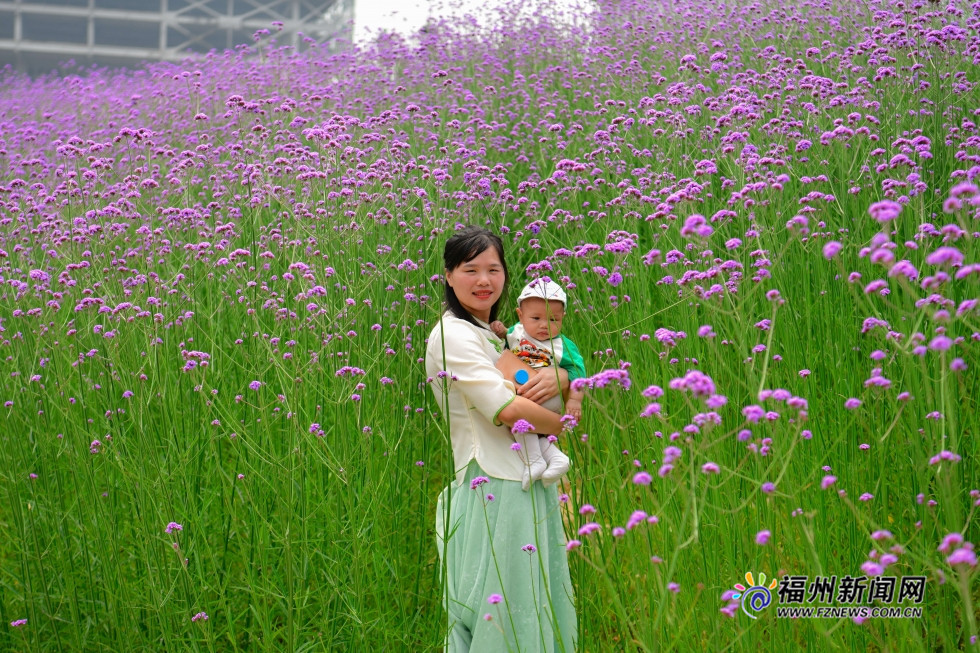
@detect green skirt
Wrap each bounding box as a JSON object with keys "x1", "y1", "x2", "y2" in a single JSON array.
[{"x1": 435, "y1": 460, "x2": 577, "y2": 652}]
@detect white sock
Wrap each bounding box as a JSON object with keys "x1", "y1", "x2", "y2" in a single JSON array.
[
  {"x1": 517, "y1": 432, "x2": 547, "y2": 491},
  {"x1": 540, "y1": 437, "x2": 570, "y2": 486}
]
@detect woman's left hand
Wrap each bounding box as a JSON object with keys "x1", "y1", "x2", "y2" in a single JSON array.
[{"x1": 517, "y1": 368, "x2": 568, "y2": 404}]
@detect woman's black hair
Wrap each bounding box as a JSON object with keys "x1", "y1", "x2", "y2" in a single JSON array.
[{"x1": 443, "y1": 225, "x2": 509, "y2": 329}]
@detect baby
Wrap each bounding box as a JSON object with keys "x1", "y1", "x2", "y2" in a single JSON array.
[{"x1": 491, "y1": 279, "x2": 586, "y2": 489}]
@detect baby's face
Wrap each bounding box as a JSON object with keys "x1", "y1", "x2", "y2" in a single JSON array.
[{"x1": 516, "y1": 297, "x2": 565, "y2": 341}]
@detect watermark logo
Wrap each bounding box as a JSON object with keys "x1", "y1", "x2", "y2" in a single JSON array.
[
  {"x1": 727, "y1": 573, "x2": 926, "y2": 620},
  {"x1": 732, "y1": 571, "x2": 778, "y2": 619}
]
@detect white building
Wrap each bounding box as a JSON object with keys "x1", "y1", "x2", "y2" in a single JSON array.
[{"x1": 0, "y1": 0, "x2": 354, "y2": 75}]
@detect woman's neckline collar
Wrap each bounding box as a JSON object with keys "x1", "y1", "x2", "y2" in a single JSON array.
[{"x1": 443, "y1": 310, "x2": 493, "y2": 331}]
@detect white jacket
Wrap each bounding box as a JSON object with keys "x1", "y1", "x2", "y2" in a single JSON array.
[{"x1": 425, "y1": 312, "x2": 527, "y2": 484}]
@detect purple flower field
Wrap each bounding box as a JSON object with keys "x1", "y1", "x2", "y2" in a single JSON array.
[{"x1": 0, "y1": 0, "x2": 977, "y2": 649}]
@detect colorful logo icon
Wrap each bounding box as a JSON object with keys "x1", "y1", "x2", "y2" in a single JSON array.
[{"x1": 732, "y1": 571, "x2": 778, "y2": 619}]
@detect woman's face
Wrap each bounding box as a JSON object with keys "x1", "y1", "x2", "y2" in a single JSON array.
[{"x1": 445, "y1": 247, "x2": 505, "y2": 322}]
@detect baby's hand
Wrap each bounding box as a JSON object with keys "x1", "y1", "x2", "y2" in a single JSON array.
[
  {"x1": 565, "y1": 398, "x2": 582, "y2": 421},
  {"x1": 489, "y1": 320, "x2": 507, "y2": 339}
]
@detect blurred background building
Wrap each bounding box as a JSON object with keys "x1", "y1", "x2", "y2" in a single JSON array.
[{"x1": 0, "y1": 0, "x2": 355, "y2": 75}]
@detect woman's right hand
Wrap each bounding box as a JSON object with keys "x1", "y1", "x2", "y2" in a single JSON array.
[{"x1": 517, "y1": 367, "x2": 569, "y2": 405}]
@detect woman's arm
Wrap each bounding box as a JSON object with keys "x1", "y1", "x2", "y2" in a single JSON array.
[
  {"x1": 497, "y1": 396, "x2": 565, "y2": 436},
  {"x1": 429, "y1": 318, "x2": 519, "y2": 425},
  {"x1": 495, "y1": 349, "x2": 534, "y2": 382}
]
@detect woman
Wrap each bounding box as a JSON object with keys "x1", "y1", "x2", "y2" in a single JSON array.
[{"x1": 426, "y1": 226, "x2": 576, "y2": 652}]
